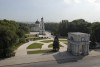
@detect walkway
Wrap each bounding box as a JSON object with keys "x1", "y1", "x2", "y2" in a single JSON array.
[
  {"x1": 15, "y1": 39, "x2": 67, "y2": 56},
  {"x1": 1, "y1": 49, "x2": 100, "y2": 66},
  {"x1": 15, "y1": 41, "x2": 34, "y2": 56}
]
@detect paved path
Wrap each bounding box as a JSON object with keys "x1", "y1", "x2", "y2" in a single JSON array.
[
  {"x1": 15, "y1": 41, "x2": 34, "y2": 56},
  {"x1": 41, "y1": 42, "x2": 52, "y2": 50},
  {"x1": 15, "y1": 39, "x2": 52, "y2": 56},
  {"x1": 5, "y1": 56, "x2": 100, "y2": 67},
  {"x1": 1, "y1": 50, "x2": 100, "y2": 66},
  {"x1": 15, "y1": 39, "x2": 67, "y2": 56},
  {"x1": 0, "y1": 51, "x2": 74, "y2": 66}
]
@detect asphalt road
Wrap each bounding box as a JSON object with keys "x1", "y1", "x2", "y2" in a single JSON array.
[{"x1": 3, "y1": 56, "x2": 100, "y2": 67}]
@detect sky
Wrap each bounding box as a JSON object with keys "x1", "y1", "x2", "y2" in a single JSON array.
[{"x1": 0, "y1": 0, "x2": 100, "y2": 22}]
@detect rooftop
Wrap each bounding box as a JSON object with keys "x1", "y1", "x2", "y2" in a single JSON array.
[
  {"x1": 35, "y1": 20, "x2": 40, "y2": 24},
  {"x1": 69, "y1": 32, "x2": 88, "y2": 35}
]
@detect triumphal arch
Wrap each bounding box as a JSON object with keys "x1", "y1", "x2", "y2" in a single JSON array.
[{"x1": 68, "y1": 32, "x2": 90, "y2": 56}]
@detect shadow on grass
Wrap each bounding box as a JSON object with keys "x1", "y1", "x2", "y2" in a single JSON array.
[{"x1": 42, "y1": 50, "x2": 58, "y2": 55}]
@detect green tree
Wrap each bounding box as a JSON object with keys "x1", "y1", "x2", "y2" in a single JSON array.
[
  {"x1": 0, "y1": 19, "x2": 30, "y2": 58},
  {"x1": 44, "y1": 23, "x2": 59, "y2": 35},
  {"x1": 70, "y1": 19, "x2": 91, "y2": 33},
  {"x1": 91, "y1": 22, "x2": 100, "y2": 43},
  {"x1": 58, "y1": 20, "x2": 69, "y2": 36},
  {"x1": 0, "y1": 26, "x2": 18, "y2": 58}
]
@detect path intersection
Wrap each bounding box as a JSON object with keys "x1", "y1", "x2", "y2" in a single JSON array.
[
  {"x1": 15, "y1": 38, "x2": 67, "y2": 56},
  {"x1": 0, "y1": 38, "x2": 100, "y2": 66}
]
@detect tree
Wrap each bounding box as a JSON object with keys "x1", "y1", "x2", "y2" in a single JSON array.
[
  {"x1": 0, "y1": 19, "x2": 30, "y2": 58},
  {"x1": 91, "y1": 22, "x2": 100, "y2": 43},
  {"x1": 18, "y1": 23, "x2": 30, "y2": 34},
  {"x1": 0, "y1": 26, "x2": 18, "y2": 58},
  {"x1": 53, "y1": 36, "x2": 59, "y2": 51},
  {"x1": 70, "y1": 19, "x2": 91, "y2": 33},
  {"x1": 44, "y1": 23, "x2": 59, "y2": 35},
  {"x1": 58, "y1": 20, "x2": 69, "y2": 37}
]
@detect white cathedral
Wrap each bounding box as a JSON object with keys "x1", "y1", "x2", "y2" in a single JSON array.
[{"x1": 31, "y1": 17, "x2": 45, "y2": 35}]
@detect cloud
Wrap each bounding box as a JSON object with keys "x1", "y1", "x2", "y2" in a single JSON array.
[
  {"x1": 63, "y1": 0, "x2": 99, "y2": 4},
  {"x1": 74, "y1": 0, "x2": 81, "y2": 3},
  {"x1": 64, "y1": 0, "x2": 81, "y2": 4},
  {"x1": 87, "y1": 0, "x2": 96, "y2": 3},
  {"x1": 63, "y1": 0, "x2": 100, "y2": 10},
  {"x1": 64, "y1": 0, "x2": 80, "y2": 4},
  {"x1": 87, "y1": 0, "x2": 100, "y2": 10},
  {"x1": 64, "y1": 0, "x2": 72, "y2": 4}
]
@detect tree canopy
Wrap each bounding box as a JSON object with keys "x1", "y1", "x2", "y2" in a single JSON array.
[
  {"x1": 45, "y1": 19, "x2": 100, "y2": 48},
  {"x1": 0, "y1": 19, "x2": 30, "y2": 58}
]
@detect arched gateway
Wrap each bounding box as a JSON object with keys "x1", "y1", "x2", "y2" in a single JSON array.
[{"x1": 67, "y1": 32, "x2": 90, "y2": 56}]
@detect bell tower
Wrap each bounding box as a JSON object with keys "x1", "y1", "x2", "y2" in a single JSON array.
[{"x1": 39, "y1": 17, "x2": 45, "y2": 35}]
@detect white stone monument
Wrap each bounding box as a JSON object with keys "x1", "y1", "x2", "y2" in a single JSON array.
[{"x1": 68, "y1": 32, "x2": 90, "y2": 56}]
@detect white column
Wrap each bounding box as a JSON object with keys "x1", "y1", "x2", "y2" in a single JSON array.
[{"x1": 87, "y1": 44, "x2": 89, "y2": 54}]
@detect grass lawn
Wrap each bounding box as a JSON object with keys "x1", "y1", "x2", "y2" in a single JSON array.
[
  {"x1": 63, "y1": 42, "x2": 68, "y2": 44},
  {"x1": 48, "y1": 44, "x2": 63, "y2": 48},
  {"x1": 59, "y1": 38, "x2": 67, "y2": 40},
  {"x1": 60, "y1": 41, "x2": 68, "y2": 45},
  {"x1": 59, "y1": 40, "x2": 67, "y2": 41},
  {"x1": 27, "y1": 50, "x2": 55, "y2": 54},
  {"x1": 59, "y1": 40, "x2": 68, "y2": 45},
  {"x1": 41, "y1": 40, "x2": 67, "y2": 43},
  {"x1": 41, "y1": 40, "x2": 53, "y2": 43},
  {"x1": 27, "y1": 43, "x2": 43, "y2": 49}
]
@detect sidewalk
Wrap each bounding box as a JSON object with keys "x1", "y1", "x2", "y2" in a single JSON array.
[
  {"x1": 0, "y1": 50, "x2": 100, "y2": 67},
  {"x1": 0, "y1": 51, "x2": 77, "y2": 66},
  {"x1": 0, "y1": 46, "x2": 67, "y2": 67}
]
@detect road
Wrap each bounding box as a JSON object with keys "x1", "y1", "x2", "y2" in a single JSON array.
[{"x1": 3, "y1": 56, "x2": 100, "y2": 67}]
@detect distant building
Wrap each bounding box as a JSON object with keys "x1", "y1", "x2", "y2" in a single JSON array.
[
  {"x1": 31, "y1": 17, "x2": 45, "y2": 35},
  {"x1": 68, "y1": 32, "x2": 90, "y2": 56},
  {"x1": 31, "y1": 20, "x2": 40, "y2": 32}
]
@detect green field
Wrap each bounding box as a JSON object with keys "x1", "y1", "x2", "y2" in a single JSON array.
[
  {"x1": 59, "y1": 40, "x2": 67, "y2": 41},
  {"x1": 59, "y1": 39, "x2": 68, "y2": 45},
  {"x1": 60, "y1": 41, "x2": 68, "y2": 45},
  {"x1": 48, "y1": 44, "x2": 63, "y2": 48},
  {"x1": 41, "y1": 40, "x2": 53, "y2": 43},
  {"x1": 41, "y1": 39, "x2": 67, "y2": 43},
  {"x1": 27, "y1": 50, "x2": 55, "y2": 54},
  {"x1": 27, "y1": 43, "x2": 43, "y2": 49}
]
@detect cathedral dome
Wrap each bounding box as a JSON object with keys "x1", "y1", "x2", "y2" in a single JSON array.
[{"x1": 35, "y1": 20, "x2": 40, "y2": 24}]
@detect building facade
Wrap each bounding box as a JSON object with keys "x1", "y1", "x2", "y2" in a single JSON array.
[
  {"x1": 67, "y1": 32, "x2": 90, "y2": 56},
  {"x1": 30, "y1": 17, "x2": 45, "y2": 35},
  {"x1": 31, "y1": 20, "x2": 40, "y2": 32}
]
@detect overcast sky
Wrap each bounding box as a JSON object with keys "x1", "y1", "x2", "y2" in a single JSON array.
[{"x1": 0, "y1": 0, "x2": 100, "y2": 22}]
